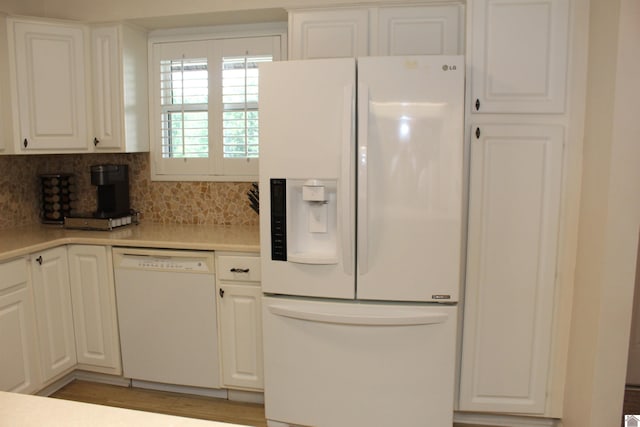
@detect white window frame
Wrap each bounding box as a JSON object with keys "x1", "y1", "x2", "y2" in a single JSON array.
[{"x1": 149, "y1": 24, "x2": 286, "y2": 182}]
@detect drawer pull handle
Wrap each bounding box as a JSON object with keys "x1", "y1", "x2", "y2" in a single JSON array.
[
  {"x1": 230, "y1": 268, "x2": 250, "y2": 273},
  {"x1": 36, "y1": 256, "x2": 43, "y2": 265},
  {"x1": 219, "y1": 288, "x2": 225, "y2": 298}
]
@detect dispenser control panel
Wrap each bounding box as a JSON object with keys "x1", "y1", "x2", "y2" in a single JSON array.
[{"x1": 270, "y1": 178, "x2": 287, "y2": 261}]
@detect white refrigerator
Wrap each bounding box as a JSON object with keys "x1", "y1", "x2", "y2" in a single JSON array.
[{"x1": 259, "y1": 56, "x2": 464, "y2": 427}]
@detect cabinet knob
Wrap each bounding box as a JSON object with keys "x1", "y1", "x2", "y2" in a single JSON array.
[
  {"x1": 93, "y1": 137, "x2": 100, "y2": 146},
  {"x1": 36, "y1": 256, "x2": 43, "y2": 265},
  {"x1": 475, "y1": 127, "x2": 481, "y2": 139},
  {"x1": 23, "y1": 138, "x2": 28, "y2": 148},
  {"x1": 475, "y1": 99, "x2": 481, "y2": 111},
  {"x1": 219, "y1": 288, "x2": 225, "y2": 298},
  {"x1": 230, "y1": 268, "x2": 250, "y2": 273}
]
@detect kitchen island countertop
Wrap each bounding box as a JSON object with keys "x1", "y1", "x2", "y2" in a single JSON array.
[
  {"x1": 0, "y1": 222, "x2": 260, "y2": 262},
  {"x1": 0, "y1": 391, "x2": 249, "y2": 427}
]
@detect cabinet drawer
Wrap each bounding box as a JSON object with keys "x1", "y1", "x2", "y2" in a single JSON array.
[
  {"x1": 217, "y1": 255, "x2": 261, "y2": 282},
  {"x1": 0, "y1": 258, "x2": 28, "y2": 292}
]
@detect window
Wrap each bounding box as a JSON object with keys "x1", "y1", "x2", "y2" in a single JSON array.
[
  {"x1": 151, "y1": 33, "x2": 283, "y2": 181},
  {"x1": 160, "y1": 57, "x2": 209, "y2": 159}
]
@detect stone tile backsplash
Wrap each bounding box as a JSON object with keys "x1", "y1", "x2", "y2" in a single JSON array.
[{"x1": 0, "y1": 153, "x2": 259, "y2": 230}]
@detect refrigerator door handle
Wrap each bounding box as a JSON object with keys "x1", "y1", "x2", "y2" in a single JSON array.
[
  {"x1": 267, "y1": 304, "x2": 449, "y2": 326},
  {"x1": 341, "y1": 84, "x2": 354, "y2": 275},
  {"x1": 357, "y1": 83, "x2": 369, "y2": 275}
]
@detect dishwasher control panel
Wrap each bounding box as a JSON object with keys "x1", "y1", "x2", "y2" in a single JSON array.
[{"x1": 117, "y1": 254, "x2": 212, "y2": 273}]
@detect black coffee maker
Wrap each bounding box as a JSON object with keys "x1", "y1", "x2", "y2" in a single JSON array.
[{"x1": 91, "y1": 164, "x2": 130, "y2": 218}]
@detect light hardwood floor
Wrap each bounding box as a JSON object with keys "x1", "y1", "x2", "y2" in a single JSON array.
[
  {"x1": 51, "y1": 380, "x2": 268, "y2": 427},
  {"x1": 50, "y1": 380, "x2": 495, "y2": 427}
]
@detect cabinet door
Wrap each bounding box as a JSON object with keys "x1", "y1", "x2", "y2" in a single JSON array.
[
  {"x1": 459, "y1": 124, "x2": 563, "y2": 414},
  {"x1": 31, "y1": 246, "x2": 77, "y2": 382},
  {"x1": 91, "y1": 24, "x2": 148, "y2": 153},
  {"x1": 218, "y1": 283, "x2": 263, "y2": 390},
  {"x1": 67, "y1": 245, "x2": 121, "y2": 373},
  {"x1": 0, "y1": 15, "x2": 8, "y2": 153},
  {"x1": 0, "y1": 258, "x2": 40, "y2": 394},
  {"x1": 11, "y1": 19, "x2": 88, "y2": 151},
  {"x1": 91, "y1": 26, "x2": 122, "y2": 150},
  {"x1": 289, "y1": 9, "x2": 369, "y2": 59},
  {"x1": 470, "y1": 0, "x2": 569, "y2": 113},
  {"x1": 376, "y1": 4, "x2": 463, "y2": 56}
]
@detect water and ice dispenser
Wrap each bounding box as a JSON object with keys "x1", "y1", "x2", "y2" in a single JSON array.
[{"x1": 270, "y1": 178, "x2": 338, "y2": 264}]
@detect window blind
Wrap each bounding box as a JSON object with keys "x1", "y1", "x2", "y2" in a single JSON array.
[
  {"x1": 221, "y1": 55, "x2": 272, "y2": 159},
  {"x1": 160, "y1": 57, "x2": 209, "y2": 158}
]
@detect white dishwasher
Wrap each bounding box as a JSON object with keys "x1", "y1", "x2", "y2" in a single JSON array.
[{"x1": 113, "y1": 248, "x2": 220, "y2": 389}]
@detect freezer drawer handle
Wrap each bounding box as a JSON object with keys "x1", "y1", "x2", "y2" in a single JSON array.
[
  {"x1": 230, "y1": 268, "x2": 250, "y2": 273},
  {"x1": 268, "y1": 304, "x2": 448, "y2": 326}
]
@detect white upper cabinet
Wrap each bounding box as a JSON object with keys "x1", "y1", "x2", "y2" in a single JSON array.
[
  {"x1": 9, "y1": 18, "x2": 90, "y2": 151},
  {"x1": 470, "y1": 0, "x2": 570, "y2": 113},
  {"x1": 0, "y1": 15, "x2": 10, "y2": 153},
  {"x1": 376, "y1": 4, "x2": 463, "y2": 56},
  {"x1": 289, "y1": 8, "x2": 369, "y2": 59},
  {"x1": 91, "y1": 24, "x2": 148, "y2": 152},
  {"x1": 459, "y1": 123, "x2": 564, "y2": 414},
  {"x1": 289, "y1": 4, "x2": 464, "y2": 59}
]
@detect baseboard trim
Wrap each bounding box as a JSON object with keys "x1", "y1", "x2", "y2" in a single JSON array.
[
  {"x1": 454, "y1": 411, "x2": 560, "y2": 427},
  {"x1": 73, "y1": 370, "x2": 132, "y2": 387},
  {"x1": 131, "y1": 379, "x2": 229, "y2": 399},
  {"x1": 36, "y1": 374, "x2": 77, "y2": 396},
  {"x1": 228, "y1": 389, "x2": 265, "y2": 404}
]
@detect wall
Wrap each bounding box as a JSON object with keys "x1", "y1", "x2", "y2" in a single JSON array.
[
  {"x1": 562, "y1": 0, "x2": 640, "y2": 425},
  {"x1": 0, "y1": 153, "x2": 258, "y2": 230}
]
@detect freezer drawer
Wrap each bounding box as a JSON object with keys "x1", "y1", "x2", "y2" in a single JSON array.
[{"x1": 262, "y1": 296, "x2": 457, "y2": 427}]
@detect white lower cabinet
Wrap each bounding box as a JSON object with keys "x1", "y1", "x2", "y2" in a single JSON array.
[
  {"x1": 67, "y1": 245, "x2": 121, "y2": 374},
  {"x1": 30, "y1": 246, "x2": 77, "y2": 383},
  {"x1": 216, "y1": 253, "x2": 263, "y2": 391},
  {"x1": 459, "y1": 123, "x2": 564, "y2": 414},
  {"x1": 0, "y1": 257, "x2": 40, "y2": 393}
]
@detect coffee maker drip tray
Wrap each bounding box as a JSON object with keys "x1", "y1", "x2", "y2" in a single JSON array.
[{"x1": 64, "y1": 212, "x2": 139, "y2": 231}]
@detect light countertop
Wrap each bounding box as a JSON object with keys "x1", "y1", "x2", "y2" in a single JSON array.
[
  {"x1": 0, "y1": 223, "x2": 260, "y2": 262},
  {"x1": 0, "y1": 391, "x2": 248, "y2": 427}
]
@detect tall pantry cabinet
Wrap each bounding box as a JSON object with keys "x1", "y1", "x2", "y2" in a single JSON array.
[{"x1": 459, "y1": 0, "x2": 574, "y2": 419}]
